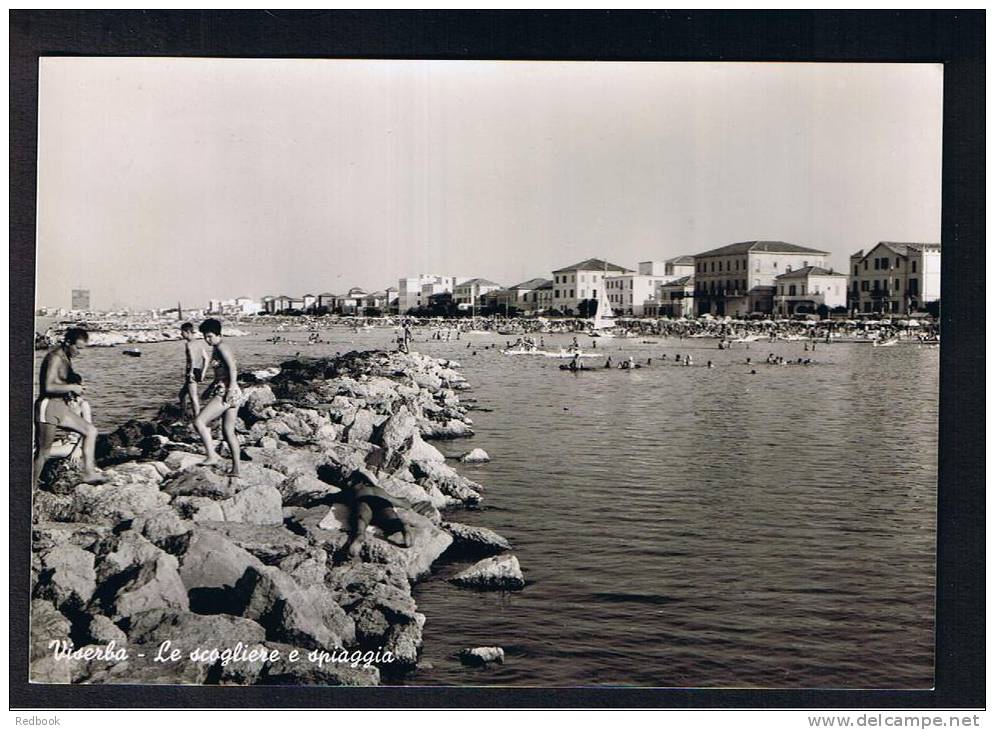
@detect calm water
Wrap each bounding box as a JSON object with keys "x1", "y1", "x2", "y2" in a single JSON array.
[{"x1": 33, "y1": 325, "x2": 938, "y2": 688}]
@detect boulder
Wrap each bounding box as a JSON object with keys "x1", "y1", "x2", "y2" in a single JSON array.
[
  {"x1": 236, "y1": 565, "x2": 355, "y2": 650},
  {"x1": 32, "y1": 490, "x2": 77, "y2": 523},
  {"x1": 459, "y1": 448, "x2": 490, "y2": 463},
  {"x1": 198, "y1": 522, "x2": 313, "y2": 565},
  {"x1": 382, "y1": 619, "x2": 423, "y2": 666},
  {"x1": 136, "y1": 509, "x2": 193, "y2": 553},
  {"x1": 406, "y1": 434, "x2": 446, "y2": 464},
  {"x1": 278, "y1": 472, "x2": 340, "y2": 507},
  {"x1": 29, "y1": 600, "x2": 72, "y2": 684},
  {"x1": 177, "y1": 527, "x2": 264, "y2": 613},
  {"x1": 163, "y1": 450, "x2": 205, "y2": 472},
  {"x1": 374, "y1": 406, "x2": 417, "y2": 452},
  {"x1": 345, "y1": 409, "x2": 378, "y2": 444},
  {"x1": 32, "y1": 522, "x2": 111, "y2": 553},
  {"x1": 459, "y1": 646, "x2": 505, "y2": 666},
  {"x1": 216, "y1": 484, "x2": 283, "y2": 525},
  {"x1": 442, "y1": 521, "x2": 512, "y2": 557},
  {"x1": 449, "y1": 554, "x2": 525, "y2": 591},
  {"x1": 83, "y1": 615, "x2": 128, "y2": 646},
  {"x1": 164, "y1": 468, "x2": 236, "y2": 499},
  {"x1": 94, "y1": 534, "x2": 190, "y2": 619},
  {"x1": 418, "y1": 418, "x2": 474, "y2": 440},
  {"x1": 72, "y1": 480, "x2": 171, "y2": 525},
  {"x1": 35, "y1": 543, "x2": 96, "y2": 610}
]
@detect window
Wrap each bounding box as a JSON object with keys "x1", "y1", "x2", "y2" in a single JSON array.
[
  {"x1": 912, "y1": 261, "x2": 917, "y2": 273},
  {"x1": 580, "y1": 275, "x2": 585, "y2": 282},
  {"x1": 773, "y1": 262, "x2": 778, "y2": 269},
  {"x1": 864, "y1": 260, "x2": 868, "y2": 270},
  {"x1": 710, "y1": 262, "x2": 715, "y2": 272},
  {"x1": 801, "y1": 285, "x2": 806, "y2": 296},
  {"x1": 571, "y1": 275, "x2": 575, "y2": 283},
  {"x1": 554, "y1": 290, "x2": 559, "y2": 298},
  {"x1": 778, "y1": 285, "x2": 783, "y2": 295},
  {"x1": 788, "y1": 284, "x2": 797, "y2": 296},
  {"x1": 786, "y1": 265, "x2": 792, "y2": 273},
  {"x1": 863, "y1": 302, "x2": 872, "y2": 313},
  {"x1": 881, "y1": 257, "x2": 889, "y2": 269},
  {"x1": 854, "y1": 266, "x2": 859, "y2": 276},
  {"x1": 718, "y1": 261, "x2": 723, "y2": 272},
  {"x1": 735, "y1": 259, "x2": 739, "y2": 270},
  {"x1": 569, "y1": 289, "x2": 574, "y2": 298},
  {"x1": 909, "y1": 278, "x2": 919, "y2": 295},
  {"x1": 861, "y1": 281, "x2": 869, "y2": 292}
]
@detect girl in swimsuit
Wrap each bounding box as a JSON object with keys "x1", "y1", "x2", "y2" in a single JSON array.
[{"x1": 192, "y1": 318, "x2": 244, "y2": 478}]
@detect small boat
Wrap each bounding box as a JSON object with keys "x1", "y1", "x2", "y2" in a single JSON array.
[
  {"x1": 501, "y1": 348, "x2": 546, "y2": 356},
  {"x1": 122, "y1": 348, "x2": 142, "y2": 357},
  {"x1": 873, "y1": 338, "x2": 899, "y2": 347}
]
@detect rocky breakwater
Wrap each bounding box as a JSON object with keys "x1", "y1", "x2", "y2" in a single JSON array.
[{"x1": 30, "y1": 350, "x2": 520, "y2": 685}]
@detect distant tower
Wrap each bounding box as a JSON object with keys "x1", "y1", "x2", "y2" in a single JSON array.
[
  {"x1": 177, "y1": 301, "x2": 183, "y2": 321},
  {"x1": 71, "y1": 288, "x2": 90, "y2": 311}
]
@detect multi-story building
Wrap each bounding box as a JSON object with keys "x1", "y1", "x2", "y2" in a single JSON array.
[
  {"x1": 664, "y1": 255, "x2": 696, "y2": 279},
  {"x1": 848, "y1": 242, "x2": 941, "y2": 315},
  {"x1": 692, "y1": 241, "x2": 829, "y2": 316},
  {"x1": 773, "y1": 267, "x2": 848, "y2": 316},
  {"x1": 317, "y1": 292, "x2": 337, "y2": 311},
  {"x1": 482, "y1": 277, "x2": 550, "y2": 314},
  {"x1": 398, "y1": 275, "x2": 458, "y2": 313},
  {"x1": 644, "y1": 276, "x2": 695, "y2": 318},
  {"x1": 551, "y1": 258, "x2": 631, "y2": 314},
  {"x1": 606, "y1": 262, "x2": 675, "y2": 316},
  {"x1": 453, "y1": 278, "x2": 502, "y2": 309},
  {"x1": 265, "y1": 295, "x2": 294, "y2": 313}
]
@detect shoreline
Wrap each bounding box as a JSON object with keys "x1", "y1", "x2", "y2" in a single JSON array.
[{"x1": 30, "y1": 349, "x2": 518, "y2": 685}]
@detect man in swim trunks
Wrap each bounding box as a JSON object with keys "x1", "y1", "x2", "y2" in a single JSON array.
[
  {"x1": 178, "y1": 322, "x2": 208, "y2": 417},
  {"x1": 33, "y1": 327, "x2": 106, "y2": 488}
]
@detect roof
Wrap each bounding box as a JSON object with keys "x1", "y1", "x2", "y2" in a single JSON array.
[
  {"x1": 511, "y1": 277, "x2": 552, "y2": 290},
  {"x1": 665, "y1": 255, "x2": 696, "y2": 265},
  {"x1": 318, "y1": 292, "x2": 336, "y2": 297},
  {"x1": 535, "y1": 281, "x2": 553, "y2": 290},
  {"x1": 877, "y1": 241, "x2": 942, "y2": 256},
  {"x1": 552, "y1": 258, "x2": 631, "y2": 274},
  {"x1": 774, "y1": 266, "x2": 847, "y2": 280},
  {"x1": 660, "y1": 275, "x2": 693, "y2": 287},
  {"x1": 458, "y1": 278, "x2": 500, "y2": 287},
  {"x1": 694, "y1": 241, "x2": 829, "y2": 257}
]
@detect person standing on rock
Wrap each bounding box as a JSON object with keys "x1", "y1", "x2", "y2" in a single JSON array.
[
  {"x1": 178, "y1": 322, "x2": 208, "y2": 417},
  {"x1": 33, "y1": 327, "x2": 107, "y2": 488},
  {"x1": 192, "y1": 318, "x2": 245, "y2": 478}
]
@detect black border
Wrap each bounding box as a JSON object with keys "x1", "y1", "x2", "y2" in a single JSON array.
[{"x1": 9, "y1": 10, "x2": 984, "y2": 709}]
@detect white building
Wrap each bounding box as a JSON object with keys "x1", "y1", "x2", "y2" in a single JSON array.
[
  {"x1": 773, "y1": 267, "x2": 848, "y2": 316},
  {"x1": 645, "y1": 276, "x2": 695, "y2": 318},
  {"x1": 693, "y1": 241, "x2": 830, "y2": 316},
  {"x1": 664, "y1": 255, "x2": 696, "y2": 279},
  {"x1": 848, "y1": 242, "x2": 941, "y2": 315},
  {"x1": 398, "y1": 275, "x2": 458, "y2": 314},
  {"x1": 551, "y1": 258, "x2": 631, "y2": 314},
  {"x1": 606, "y1": 262, "x2": 675, "y2": 316},
  {"x1": 454, "y1": 278, "x2": 502, "y2": 309}
]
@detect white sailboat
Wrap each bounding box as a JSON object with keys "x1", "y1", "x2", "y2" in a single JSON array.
[{"x1": 590, "y1": 293, "x2": 616, "y2": 338}]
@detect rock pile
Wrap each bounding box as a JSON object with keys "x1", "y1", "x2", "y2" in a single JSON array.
[{"x1": 31, "y1": 350, "x2": 521, "y2": 685}]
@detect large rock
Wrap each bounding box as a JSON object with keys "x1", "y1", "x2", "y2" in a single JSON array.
[
  {"x1": 136, "y1": 509, "x2": 193, "y2": 553},
  {"x1": 345, "y1": 409, "x2": 378, "y2": 444},
  {"x1": 164, "y1": 468, "x2": 236, "y2": 499},
  {"x1": 278, "y1": 472, "x2": 341, "y2": 507},
  {"x1": 202, "y1": 522, "x2": 314, "y2": 565},
  {"x1": 459, "y1": 646, "x2": 505, "y2": 666},
  {"x1": 361, "y1": 508, "x2": 452, "y2": 581},
  {"x1": 94, "y1": 533, "x2": 190, "y2": 619},
  {"x1": 177, "y1": 527, "x2": 264, "y2": 613},
  {"x1": 32, "y1": 491, "x2": 77, "y2": 523},
  {"x1": 409, "y1": 459, "x2": 483, "y2": 505},
  {"x1": 163, "y1": 451, "x2": 204, "y2": 472},
  {"x1": 33, "y1": 522, "x2": 111, "y2": 553},
  {"x1": 216, "y1": 484, "x2": 283, "y2": 525},
  {"x1": 374, "y1": 406, "x2": 417, "y2": 452},
  {"x1": 29, "y1": 600, "x2": 72, "y2": 684},
  {"x1": 449, "y1": 554, "x2": 525, "y2": 591},
  {"x1": 459, "y1": 448, "x2": 489, "y2": 464},
  {"x1": 72, "y1": 480, "x2": 171, "y2": 525},
  {"x1": 442, "y1": 521, "x2": 512, "y2": 557},
  {"x1": 35, "y1": 543, "x2": 96, "y2": 610},
  {"x1": 236, "y1": 566, "x2": 355, "y2": 650}
]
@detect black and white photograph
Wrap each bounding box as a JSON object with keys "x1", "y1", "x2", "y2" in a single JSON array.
[{"x1": 11, "y1": 10, "x2": 983, "y2": 711}]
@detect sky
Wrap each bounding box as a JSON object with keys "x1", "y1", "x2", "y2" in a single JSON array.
[{"x1": 36, "y1": 59, "x2": 943, "y2": 311}]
